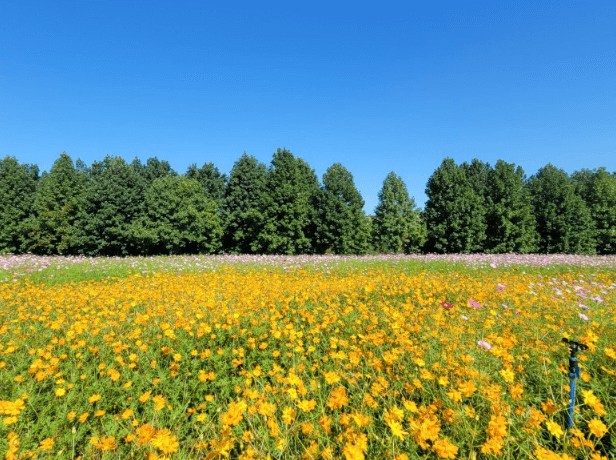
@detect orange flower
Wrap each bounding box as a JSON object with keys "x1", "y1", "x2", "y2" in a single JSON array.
[{"x1": 327, "y1": 387, "x2": 349, "y2": 410}]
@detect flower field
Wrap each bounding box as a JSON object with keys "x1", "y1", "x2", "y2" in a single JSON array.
[{"x1": 0, "y1": 255, "x2": 615, "y2": 459}]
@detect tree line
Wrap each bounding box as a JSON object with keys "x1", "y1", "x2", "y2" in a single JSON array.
[{"x1": 1, "y1": 149, "x2": 615, "y2": 257}]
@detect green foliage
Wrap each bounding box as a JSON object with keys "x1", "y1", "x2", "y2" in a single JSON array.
[
  {"x1": 21, "y1": 152, "x2": 87, "y2": 255},
  {"x1": 571, "y1": 167, "x2": 616, "y2": 255},
  {"x1": 254, "y1": 148, "x2": 321, "y2": 255},
  {"x1": 130, "y1": 176, "x2": 223, "y2": 255},
  {"x1": 526, "y1": 163, "x2": 597, "y2": 255},
  {"x1": 72, "y1": 156, "x2": 147, "y2": 256},
  {"x1": 0, "y1": 156, "x2": 39, "y2": 254},
  {"x1": 295, "y1": 156, "x2": 323, "y2": 254},
  {"x1": 220, "y1": 153, "x2": 268, "y2": 254},
  {"x1": 314, "y1": 163, "x2": 371, "y2": 255},
  {"x1": 371, "y1": 171, "x2": 426, "y2": 254},
  {"x1": 131, "y1": 156, "x2": 177, "y2": 183},
  {"x1": 185, "y1": 162, "x2": 228, "y2": 207},
  {"x1": 422, "y1": 158, "x2": 487, "y2": 254},
  {"x1": 481, "y1": 160, "x2": 539, "y2": 254}
]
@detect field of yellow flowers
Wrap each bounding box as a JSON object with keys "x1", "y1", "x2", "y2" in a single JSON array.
[{"x1": 0, "y1": 255, "x2": 615, "y2": 459}]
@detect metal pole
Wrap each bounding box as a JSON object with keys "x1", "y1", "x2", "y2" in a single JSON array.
[{"x1": 562, "y1": 338, "x2": 588, "y2": 433}]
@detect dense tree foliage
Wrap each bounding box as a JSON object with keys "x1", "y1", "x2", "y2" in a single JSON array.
[
  {"x1": 526, "y1": 164, "x2": 597, "y2": 254},
  {"x1": 371, "y1": 172, "x2": 426, "y2": 254},
  {"x1": 254, "y1": 148, "x2": 321, "y2": 255},
  {"x1": 220, "y1": 153, "x2": 268, "y2": 254},
  {"x1": 185, "y1": 162, "x2": 228, "y2": 208},
  {"x1": 314, "y1": 163, "x2": 371, "y2": 255},
  {"x1": 0, "y1": 156, "x2": 39, "y2": 254},
  {"x1": 3, "y1": 150, "x2": 614, "y2": 256},
  {"x1": 571, "y1": 167, "x2": 616, "y2": 255},
  {"x1": 21, "y1": 153, "x2": 87, "y2": 255},
  {"x1": 131, "y1": 157, "x2": 177, "y2": 183},
  {"x1": 130, "y1": 176, "x2": 223, "y2": 255},
  {"x1": 422, "y1": 158, "x2": 487, "y2": 254},
  {"x1": 481, "y1": 160, "x2": 539, "y2": 254},
  {"x1": 72, "y1": 156, "x2": 147, "y2": 256}
]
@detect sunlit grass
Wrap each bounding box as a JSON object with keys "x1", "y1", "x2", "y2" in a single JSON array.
[{"x1": 1, "y1": 256, "x2": 614, "y2": 459}]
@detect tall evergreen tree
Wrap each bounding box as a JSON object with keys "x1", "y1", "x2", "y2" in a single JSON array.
[
  {"x1": 0, "y1": 156, "x2": 39, "y2": 254},
  {"x1": 525, "y1": 163, "x2": 596, "y2": 254},
  {"x1": 482, "y1": 160, "x2": 539, "y2": 253},
  {"x1": 314, "y1": 163, "x2": 370, "y2": 255},
  {"x1": 255, "y1": 148, "x2": 319, "y2": 255},
  {"x1": 72, "y1": 156, "x2": 147, "y2": 256},
  {"x1": 130, "y1": 176, "x2": 222, "y2": 255},
  {"x1": 571, "y1": 167, "x2": 616, "y2": 255},
  {"x1": 371, "y1": 172, "x2": 426, "y2": 254},
  {"x1": 220, "y1": 153, "x2": 268, "y2": 254},
  {"x1": 21, "y1": 152, "x2": 87, "y2": 255},
  {"x1": 422, "y1": 157, "x2": 487, "y2": 254}
]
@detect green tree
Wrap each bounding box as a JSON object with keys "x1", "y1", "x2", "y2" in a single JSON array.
[
  {"x1": 571, "y1": 167, "x2": 616, "y2": 255},
  {"x1": 185, "y1": 162, "x2": 228, "y2": 207},
  {"x1": 220, "y1": 153, "x2": 268, "y2": 254},
  {"x1": 72, "y1": 156, "x2": 147, "y2": 256},
  {"x1": 525, "y1": 163, "x2": 596, "y2": 254},
  {"x1": 131, "y1": 157, "x2": 177, "y2": 183},
  {"x1": 130, "y1": 176, "x2": 222, "y2": 255},
  {"x1": 422, "y1": 157, "x2": 487, "y2": 254},
  {"x1": 371, "y1": 172, "x2": 426, "y2": 254},
  {"x1": 482, "y1": 160, "x2": 539, "y2": 254},
  {"x1": 255, "y1": 148, "x2": 320, "y2": 255},
  {"x1": 22, "y1": 152, "x2": 87, "y2": 255},
  {"x1": 314, "y1": 163, "x2": 371, "y2": 255},
  {"x1": 295, "y1": 157, "x2": 323, "y2": 254},
  {"x1": 0, "y1": 156, "x2": 39, "y2": 254}
]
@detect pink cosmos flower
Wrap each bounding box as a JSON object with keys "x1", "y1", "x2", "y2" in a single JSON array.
[
  {"x1": 469, "y1": 299, "x2": 482, "y2": 308},
  {"x1": 477, "y1": 340, "x2": 492, "y2": 350},
  {"x1": 579, "y1": 313, "x2": 589, "y2": 321}
]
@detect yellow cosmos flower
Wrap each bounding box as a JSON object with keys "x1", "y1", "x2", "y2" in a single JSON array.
[
  {"x1": 55, "y1": 388, "x2": 66, "y2": 397},
  {"x1": 445, "y1": 389, "x2": 462, "y2": 402},
  {"x1": 499, "y1": 368, "x2": 515, "y2": 383},
  {"x1": 402, "y1": 399, "x2": 419, "y2": 413},
  {"x1": 151, "y1": 429, "x2": 179, "y2": 454},
  {"x1": 88, "y1": 394, "x2": 102, "y2": 403},
  {"x1": 343, "y1": 443, "x2": 365, "y2": 460},
  {"x1": 545, "y1": 420, "x2": 564, "y2": 438},
  {"x1": 387, "y1": 420, "x2": 408, "y2": 440},
  {"x1": 297, "y1": 399, "x2": 317, "y2": 412},
  {"x1": 458, "y1": 380, "x2": 476, "y2": 397},
  {"x1": 39, "y1": 438, "x2": 54, "y2": 450},
  {"x1": 282, "y1": 406, "x2": 296, "y2": 425},
  {"x1": 432, "y1": 437, "x2": 459, "y2": 459},
  {"x1": 324, "y1": 371, "x2": 341, "y2": 384},
  {"x1": 587, "y1": 419, "x2": 608, "y2": 438},
  {"x1": 327, "y1": 387, "x2": 349, "y2": 410}
]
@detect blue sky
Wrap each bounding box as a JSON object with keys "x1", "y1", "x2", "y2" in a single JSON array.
[{"x1": 1, "y1": 1, "x2": 614, "y2": 215}]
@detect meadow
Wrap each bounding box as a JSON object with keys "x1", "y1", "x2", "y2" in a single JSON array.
[{"x1": 0, "y1": 253, "x2": 614, "y2": 460}]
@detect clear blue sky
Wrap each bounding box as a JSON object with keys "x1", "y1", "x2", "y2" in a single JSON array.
[{"x1": 1, "y1": 1, "x2": 614, "y2": 215}]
